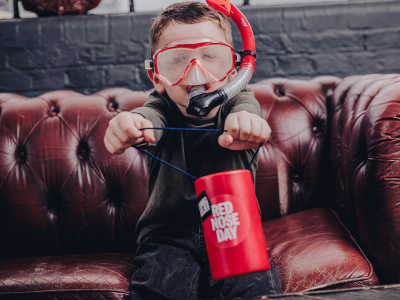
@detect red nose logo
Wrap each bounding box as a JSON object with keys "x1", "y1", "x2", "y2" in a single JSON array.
[{"x1": 202, "y1": 194, "x2": 249, "y2": 248}]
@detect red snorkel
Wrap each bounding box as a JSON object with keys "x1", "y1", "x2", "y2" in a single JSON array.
[
  {"x1": 207, "y1": 0, "x2": 256, "y2": 73},
  {"x1": 186, "y1": 0, "x2": 256, "y2": 117}
]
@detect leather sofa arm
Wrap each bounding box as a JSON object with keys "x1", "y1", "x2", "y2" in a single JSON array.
[{"x1": 329, "y1": 74, "x2": 400, "y2": 283}]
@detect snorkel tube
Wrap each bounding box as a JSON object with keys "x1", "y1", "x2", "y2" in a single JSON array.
[{"x1": 186, "y1": 0, "x2": 256, "y2": 117}]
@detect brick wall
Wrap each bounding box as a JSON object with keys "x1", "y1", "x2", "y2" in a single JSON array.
[{"x1": 1, "y1": 0, "x2": 400, "y2": 96}]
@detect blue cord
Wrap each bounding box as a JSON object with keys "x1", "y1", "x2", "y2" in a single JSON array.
[
  {"x1": 140, "y1": 127, "x2": 225, "y2": 133},
  {"x1": 132, "y1": 144, "x2": 198, "y2": 181},
  {"x1": 248, "y1": 143, "x2": 262, "y2": 170},
  {"x1": 133, "y1": 127, "x2": 262, "y2": 182}
]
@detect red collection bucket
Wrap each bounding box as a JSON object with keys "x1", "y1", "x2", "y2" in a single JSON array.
[{"x1": 195, "y1": 169, "x2": 270, "y2": 280}]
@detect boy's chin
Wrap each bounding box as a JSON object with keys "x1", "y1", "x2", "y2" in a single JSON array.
[{"x1": 165, "y1": 83, "x2": 224, "y2": 117}]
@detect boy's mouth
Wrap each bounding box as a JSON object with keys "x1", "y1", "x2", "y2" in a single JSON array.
[{"x1": 186, "y1": 83, "x2": 210, "y2": 94}]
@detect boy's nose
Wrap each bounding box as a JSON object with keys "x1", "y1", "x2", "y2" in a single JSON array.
[{"x1": 181, "y1": 59, "x2": 209, "y2": 86}]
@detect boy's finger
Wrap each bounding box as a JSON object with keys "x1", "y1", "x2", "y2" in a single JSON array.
[
  {"x1": 104, "y1": 135, "x2": 114, "y2": 154},
  {"x1": 104, "y1": 132, "x2": 125, "y2": 154},
  {"x1": 248, "y1": 117, "x2": 261, "y2": 144},
  {"x1": 115, "y1": 113, "x2": 143, "y2": 142},
  {"x1": 224, "y1": 114, "x2": 239, "y2": 140},
  {"x1": 218, "y1": 133, "x2": 234, "y2": 148},
  {"x1": 140, "y1": 118, "x2": 156, "y2": 143},
  {"x1": 238, "y1": 114, "x2": 251, "y2": 142},
  {"x1": 127, "y1": 116, "x2": 146, "y2": 140},
  {"x1": 220, "y1": 140, "x2": 260, "y2": 151},
  {"x1": 110, "y1": 120, "x2": 131, "y2": 145}
]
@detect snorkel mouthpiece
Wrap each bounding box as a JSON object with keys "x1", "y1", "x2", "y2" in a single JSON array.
[
  {"x1": 186, "y1": 0, "x2": 256, "y2": 117},
  {"x1": 187, "y1": 87, "x2": 227, "y2": 117}
]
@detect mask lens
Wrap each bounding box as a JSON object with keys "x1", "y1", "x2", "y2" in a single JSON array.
[
  {"x1": 154, "y1": 43, "x2": 235, "y2": 85},
  {"x1": 156, "y1": 48, "x2": 192, "y2": 85},
  {"x1": 198, "y1": 44, "x2": 234, "y2": 80}
]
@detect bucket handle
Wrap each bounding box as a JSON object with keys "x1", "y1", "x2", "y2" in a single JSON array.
[{"x1": 131, "y1": 127, "x2": 262, "y2": 181}]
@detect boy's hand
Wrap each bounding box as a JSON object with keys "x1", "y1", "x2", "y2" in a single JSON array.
[
  {"x1": 104, "y1": 112, "x2": 155, "y2": 154},
  {"x1": 218, "y1": 111, "x2": 271, "y2": 150}
]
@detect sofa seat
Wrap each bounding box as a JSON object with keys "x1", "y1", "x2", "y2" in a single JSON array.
[
  {"x1": 0, "y1": 253, "x2": 134, "y2": 299},
  {"x1": 265, "y1": 208, "x2": 378, "y2": 293},
  {"x1": 0, "y1": 209, "x2": 378, "y2": 299}
]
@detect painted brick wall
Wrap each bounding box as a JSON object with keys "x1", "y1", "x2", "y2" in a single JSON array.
[{"x1": 1, "y1": 0, "x2": 400, "y2": 96}]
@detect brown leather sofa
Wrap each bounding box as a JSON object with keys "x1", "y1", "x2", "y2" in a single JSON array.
[{"x1": 1, "y1": 74, "x2": 399, "y2": 299}]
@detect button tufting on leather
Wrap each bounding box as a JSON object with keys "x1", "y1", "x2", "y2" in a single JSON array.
[
  {"x1": 48, "y1": 104, "x2": 60, "y2": 117},
  {"x1": 292, "y1": 172, "x2": 302, "y2": 183},
  {"x1": 106, "y1": 203, "x2": 117, "y2": 216},
  {"x1": 356, "y1": 134, "x2": 368, "y2": 165},
  {"x1": 47, "y1": 210, "x2": 57, "y2": 223},
  {"x1": 274, "y1": 84, "x2": 286, "y2": 97},
  {"x1": 106, "y1": 180, "x2": 123, "y2": 214},
  {"x1": 107, "y1": 98, "x2": 119, "y2": 112},
  {"x1": 77, "y1": 140, "x2": 91, "y2": 161},
  {"x1": 15, "y1": 144, "x2": 27, "y2": 163},
  {"x1": 46, "y1": 187, "x2": 61, "y2": 223},
  {"x1": 312, "y1": 118, "x2": 326, "y2": 137}
]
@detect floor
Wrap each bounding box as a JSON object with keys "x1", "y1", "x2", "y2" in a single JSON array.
[{"x1": 232, "y1": 284, "x2": 400, "y2": 300}]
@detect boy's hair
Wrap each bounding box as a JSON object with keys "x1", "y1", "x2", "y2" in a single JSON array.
[{"x1": 149, "y1": 1, "x2": 233, "y2": 56}]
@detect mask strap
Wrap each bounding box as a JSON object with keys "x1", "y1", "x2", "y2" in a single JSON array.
[{"x1": 132, "y1": 127, "x2": 262, "y2": 182}]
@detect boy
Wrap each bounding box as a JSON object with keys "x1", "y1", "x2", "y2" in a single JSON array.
[{"x1": 104, "y1": 2, "x2": 281, "y2": 299}]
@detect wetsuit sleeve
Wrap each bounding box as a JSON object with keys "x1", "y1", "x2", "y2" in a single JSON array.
[
  {"x1": 225, "y1": 88, "x2": 263, "y2": 118},
  {"x1": 131, "y1": 92, "x2": 168, "y2": 144}
]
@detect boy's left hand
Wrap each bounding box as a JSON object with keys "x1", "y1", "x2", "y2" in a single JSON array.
[{"x1": 218, "y1": 111, "x2": 271, "y2": 150}]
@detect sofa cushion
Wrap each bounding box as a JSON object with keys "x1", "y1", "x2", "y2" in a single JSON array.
[
  {"x1": 250, "y1": 78, "x2": 338, "y2": 222},
  {"x1": 264, "y1": 208, "x2": 379, "y2": 293},
  {"x1": 328, "y1": 74, "x2": 400, "y2": 283},
  {"x1": 0, "y1": 253, "x2": 133, "y2": 299},
  {"x1": 0, "y1": 91, "x2": 149, "y2": 256}
]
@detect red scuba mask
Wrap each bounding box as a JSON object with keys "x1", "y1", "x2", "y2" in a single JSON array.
[{"x1": 145, "y1": 40, "x2": 237, "y2": 86}]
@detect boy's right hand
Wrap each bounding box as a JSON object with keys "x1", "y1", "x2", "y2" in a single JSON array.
[{"x1": 104, "y1": 112, "x2": 156, "y2": 154}]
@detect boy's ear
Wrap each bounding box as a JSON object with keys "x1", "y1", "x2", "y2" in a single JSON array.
[{"x1": 148, "y1": 72, "x2": 165, "y2": 94}]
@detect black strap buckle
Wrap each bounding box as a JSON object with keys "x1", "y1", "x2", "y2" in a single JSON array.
[
  {"x1": 236, "y1": 50, "x2": 256, "y2": 67},
  {"x1": 239, "y1": 50, "x2": 256, "y2": 59}
]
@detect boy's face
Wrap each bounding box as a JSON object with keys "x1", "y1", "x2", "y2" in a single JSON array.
[{"x1": 151, "y1": 20, "x2": 236, "y2": 118}]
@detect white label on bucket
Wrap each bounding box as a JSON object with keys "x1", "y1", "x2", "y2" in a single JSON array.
[
  {"x1": 210, "y1": 201, "x2": 240, "y2": 243},
  {"x1": 199, "y1": 195, "x2": 211, "y2": 218}
]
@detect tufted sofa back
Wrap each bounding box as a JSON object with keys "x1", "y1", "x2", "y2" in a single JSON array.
[
  {"x1": 329, "y1": 74, "x2": 400, "y2": 283},
  {"x1": 0, "y1": 89, "x2": 150, "y2": 257},
  {"x1": 0, "y1": 78, "x2": 338, "y2": 257},
  {"x1": 250, "y1": 78, "x2": 338, "y2": 221}
]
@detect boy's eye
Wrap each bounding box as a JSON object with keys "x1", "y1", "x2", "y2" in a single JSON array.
[
  {"x1": 201, "y1": 45, "x2": 227, "y2": 61},
  {"x1": 172, "y1": 56, "x2": 185, "y2": 64},
  {"x1": 171, "y1": 53, "x2": 189, "y2": 64},
  {"x1": 202, "y1": 53, "x2": 217, "y2": 61}
]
